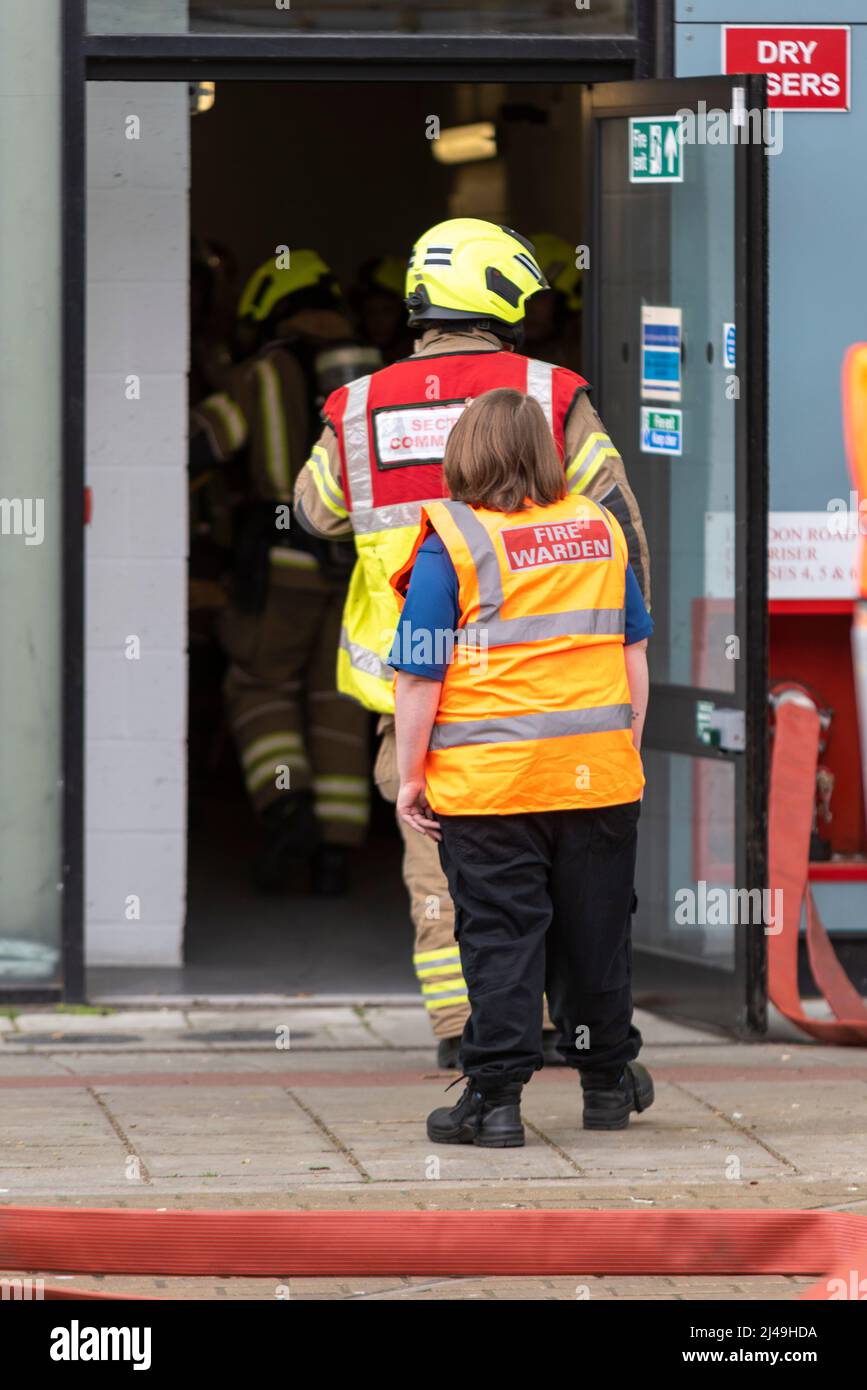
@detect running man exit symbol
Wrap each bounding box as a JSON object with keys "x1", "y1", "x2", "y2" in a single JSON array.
[{"x1": 629, "y1": 116, "x2": 684, "y2": 183}]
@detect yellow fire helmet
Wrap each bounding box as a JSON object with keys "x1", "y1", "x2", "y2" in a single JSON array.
[
  {"x1": 530, "y1": 232, "x2": 583, "y2": 312},
  {"x1": 237, "y1": 249, "x2": 341, "y2": 324},
  {"x1": 366, "y1": 255, "x2": 407, "y2": 300},
  {"x1": 405, "y1": 219, "x2": 548, "y2": 339}
]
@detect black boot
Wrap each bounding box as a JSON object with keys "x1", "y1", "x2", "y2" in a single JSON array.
[
  {"x1": 427, "y1": 1078, "x2": 525, "y2": 1148},
  {"x1": 436, "y1": 1036, "x2": 462, "y2": 1070},
  {"x1": 581, "y1": 1060, "x2": 654, "y2": 1131},
  {"x1": 253, "y1": 791, "x2": 320, "y2": 894},
  {"x1": 310, "y1": 844, "x2": 350, "y2": 896},
  {"x1": 541, "y1": 1029, "x2": 568, "y2": 1067}
]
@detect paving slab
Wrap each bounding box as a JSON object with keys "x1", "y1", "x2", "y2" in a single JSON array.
[
  {"x1": 13, "y1": 1010, "x2": 187, "y2": 1034},
  {"x1": 291, "y1": 1082, "x2": 581, "y2": 1181}
]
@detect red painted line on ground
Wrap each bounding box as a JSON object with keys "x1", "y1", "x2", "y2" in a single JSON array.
[{"x1": 0, "y1": 1065, "x2": 865, "y2": 1090}]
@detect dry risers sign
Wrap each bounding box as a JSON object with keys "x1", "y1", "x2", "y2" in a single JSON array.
[{"x1": 722, "y1": 25, "x2": 850, "y2": 112}]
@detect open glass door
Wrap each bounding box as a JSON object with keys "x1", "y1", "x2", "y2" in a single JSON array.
[{"x1": 583, "y1": 76, "x2": 768, "y2": 1035}]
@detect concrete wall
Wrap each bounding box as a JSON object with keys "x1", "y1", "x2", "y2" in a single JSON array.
[{"x1": 85, "y1": 83, "x2": 189, "y2": 965}]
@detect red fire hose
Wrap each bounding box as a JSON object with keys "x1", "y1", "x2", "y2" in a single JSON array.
[
  {"x1": 768, "y1": 695, "x2": 867, "y2": 1043},
  {"x1": 1, "y1": 1206, "x2": 866, "y2": 1300}
]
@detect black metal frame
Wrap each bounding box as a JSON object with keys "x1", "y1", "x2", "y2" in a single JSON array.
[
  {"x1": 582, "y1": 75, "x2": 768, "y2": 1035},
  {"x1": 41, "y1": 0, "x2": 668, "y2": 1005}
]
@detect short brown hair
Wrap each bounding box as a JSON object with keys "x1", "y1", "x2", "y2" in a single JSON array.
[{"x1": 443, "y1": 388, "x2": 566, "y2": 512}]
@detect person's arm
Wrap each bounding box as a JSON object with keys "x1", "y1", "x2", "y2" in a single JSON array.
[
  {"x1": 625, "y1": 638, "x2": 648, "y2": 752},
  {"x1": 390, "y1": 534, "x2": 460, "y2": 839},
  {"x1": 394, "y1": 673, "x2": 443, "y2": 840},
  {"x1": 563, "y1": 392, "x2": 651, "y2": 606},
  {"x1": 293, "y1": 423, "x2": 354, "y2": 539}
]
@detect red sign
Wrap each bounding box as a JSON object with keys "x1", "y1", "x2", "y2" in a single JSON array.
[
  {"x1": 500, "y1": 518, "x2": 612, "y2": 572},
  {"x1": 722, "y1": 25, "x2": 850, "y2": 112}
]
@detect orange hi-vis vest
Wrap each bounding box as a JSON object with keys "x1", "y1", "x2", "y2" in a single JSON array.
[{"x1": 392, "y1": 495, "x2": 645, "y2": 816}]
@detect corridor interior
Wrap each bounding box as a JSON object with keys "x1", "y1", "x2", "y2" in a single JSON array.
[{"x1": 88, "y1": 78, "x2": 589, "y2": 998}]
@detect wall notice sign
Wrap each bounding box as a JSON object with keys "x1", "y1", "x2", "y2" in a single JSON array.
[
  {"x1": 640, "y1": 407, "x2": 683, "y2": 456},
  {"x1": 722, "y1": 25, "x2": 850, "y2": 112},
  {"x1": 641, "y1": 305, "x2": 682, "y2": 402},
  {"x1": 629, "y1": 116, "x2": 684, "y2": 182},
  {"x1": 723, "y1": 323, "x2": 736, "y2": 370},
  {"x1": 704, "y1": 511, "x2": 860, "y2": 599}
]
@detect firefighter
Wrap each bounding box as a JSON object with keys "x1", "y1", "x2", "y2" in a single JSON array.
[
  {"x1": 391, "y1": 388, "x2": 653, "y2": 1146},
  {"x1": 349, "y1": 255, "x2": 415, "y2": 365},
  {"x1": 190, "y1": 250, "x2": 381, "y2": 895},
  {"x1": 293, "y1": 218, "x2": 650, "y2": 1063},
  {"x1": 523, "y1": 232, "x2": 583, "y2": 371}
]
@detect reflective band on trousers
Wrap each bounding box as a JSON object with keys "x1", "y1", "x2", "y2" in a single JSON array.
[
  {"x1": 339, "y1": 628, "x2": 393, "y2": 682},
  {"x1": 429, "y1": 704, "x2": 633, "y2": 750},
  {"x1": 342, "y1": 361, "x2": 554, "y2": 516}
]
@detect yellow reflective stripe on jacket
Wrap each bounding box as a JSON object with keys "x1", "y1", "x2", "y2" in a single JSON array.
[
  {"x1": 255, "y1": 357, "x2": 291, "y2": 498},
  {"x1": 566, "y1": 431, "x2": 619, "y2": 494},
  {"x1": 194, "y1": 392, "x2": 248, "y2": 460},
  {"x1": 307, "y1": 443, "x2": 348, "y2": 518}
]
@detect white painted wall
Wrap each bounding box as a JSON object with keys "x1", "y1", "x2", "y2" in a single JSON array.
[
  {"x1": 0, "y1": 0, "x2": 63, "y2": 980},
  {"x1": 85, "y1": 83, "x2": 189, "y2": 965}
]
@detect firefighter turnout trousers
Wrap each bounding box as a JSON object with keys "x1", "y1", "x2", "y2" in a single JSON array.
[
  {"x1": 437, "y1": 802, "x2": 644, "y2": 1086},
  {"x1": 219, "y1": 561, "x2": 371, "y2": 845},
  {"x1": 374, "y1": 720, "x2": 467, "y2": 1039}
]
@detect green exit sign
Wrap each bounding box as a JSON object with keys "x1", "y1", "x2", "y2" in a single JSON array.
[{"x1": 629, "y1": 116, "x2": 684, "y2": 184}]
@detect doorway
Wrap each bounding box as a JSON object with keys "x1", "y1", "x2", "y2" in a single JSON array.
[
  {"x1": 85, "y1": 77, "x2": 593, "y2": 998},
  {"x1": 77, "y1": 46, "x2": 767, "y2": 1034}
]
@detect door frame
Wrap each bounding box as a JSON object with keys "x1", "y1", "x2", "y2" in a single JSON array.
[
  {"x1": 53, "y1": 0, "x2": 669, "y2": 1003},
  {"x1": 582, "y1": 75, "x2": 769, "y2": 1035}
]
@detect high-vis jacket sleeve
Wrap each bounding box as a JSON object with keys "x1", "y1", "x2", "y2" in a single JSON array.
[
  {"x1": 293, "y1": 422, "x2": 354, "y2": 539},
  {"x1": 563, "y1": 392, "x2": 651, "y2": 607}
]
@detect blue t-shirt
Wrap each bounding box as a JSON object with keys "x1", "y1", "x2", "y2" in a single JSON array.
[{"x1": 389, "y1": 531, "x2": 653, "y2": 681}]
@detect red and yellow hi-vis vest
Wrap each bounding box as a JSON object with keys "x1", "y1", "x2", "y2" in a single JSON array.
[
  {"x1": 323, "y1": 348, "x2": 588, "y2": 713},
  {"x1": 392, "y1": 495, "x2": 645, "y2": 815}
]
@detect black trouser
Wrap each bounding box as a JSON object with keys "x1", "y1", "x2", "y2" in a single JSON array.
[{"x1": 437, "y1": 802, "x2": 643, "y2": 1086}]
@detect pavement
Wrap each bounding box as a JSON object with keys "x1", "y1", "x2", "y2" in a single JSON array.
[{"x1": 1, "y1": 1001, "x2": 866, "y2": 1301}]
